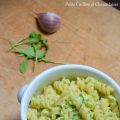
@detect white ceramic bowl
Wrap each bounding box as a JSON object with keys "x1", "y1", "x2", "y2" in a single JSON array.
[{"x1": 17, "y1": 64, "x2": 120, "y2": 120}]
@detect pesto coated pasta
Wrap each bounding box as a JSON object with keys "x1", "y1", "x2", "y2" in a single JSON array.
[{"x1": 27, "y1": 76, "x2": 120, "y2": 120}]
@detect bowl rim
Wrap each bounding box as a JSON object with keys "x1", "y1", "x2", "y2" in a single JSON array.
[{"x1": 21, "y1": 64, "x2": 120, "y2": 120}]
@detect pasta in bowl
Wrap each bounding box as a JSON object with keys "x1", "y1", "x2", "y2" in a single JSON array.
[
  {"x1": 18, "y1": 64, "x2": 120, "y2": 120},
  {"x1": 27, "y1": 76, "x2": 120, "y2": 120}
]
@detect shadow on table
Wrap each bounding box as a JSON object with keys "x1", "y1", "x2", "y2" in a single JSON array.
[{"x1": 103, "y1": 0, "x2": 120, "y2": 10}]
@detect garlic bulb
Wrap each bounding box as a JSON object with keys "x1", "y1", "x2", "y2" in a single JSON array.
[{"x1": 37, "y1": 12, "x2": 61, "y2": 34}]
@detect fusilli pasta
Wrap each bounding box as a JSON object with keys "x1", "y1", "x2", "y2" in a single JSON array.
[{"x1": 27, "y1": 76, "x2": 120, "y2": 120}]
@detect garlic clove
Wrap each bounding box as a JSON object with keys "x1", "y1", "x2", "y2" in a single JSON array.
[{"x1": 37, "y1": 12, "x2": 61, "y2": 34}]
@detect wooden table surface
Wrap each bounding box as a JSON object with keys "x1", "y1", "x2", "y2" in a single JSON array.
[{"x1": 0, "y1": 0, "x2": 120, "y2": 119}]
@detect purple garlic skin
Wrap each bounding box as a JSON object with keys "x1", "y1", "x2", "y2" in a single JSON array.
[{"x1": 37, "y1": 12, "x2": 61, "y2": 34}]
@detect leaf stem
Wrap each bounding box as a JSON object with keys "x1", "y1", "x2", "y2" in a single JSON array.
[
  {"x1": 32, "y1": 44, "x2": 38, "y2": 72},
  {"x1": 40, "y1": 58, "x2": 65, "y2": 65},
  {"x1": 7, "y1": 40, "x2": 17, "y2": 52},
  {"x1": 8, "y1": 38, "x2": 28, "y2": 51}
]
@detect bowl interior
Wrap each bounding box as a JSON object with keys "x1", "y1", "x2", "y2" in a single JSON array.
[{"x1": 21, "y1": 65, "x2": 120, "y2": 120}]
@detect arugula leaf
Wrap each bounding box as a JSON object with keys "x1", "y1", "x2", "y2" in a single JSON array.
[
  {"x1": 36, "y1": 42, "x2": 42, "y2": 49},
  {"x1": 29, "y1": 32, "x2": 41, "y2": 39},
  {"x1": 9, "y1": 32, "x2": 41, "y2": 50},
  {"x1": 9, "y1": 31, "x2": 63, "y2": 74},
  {"x1": 15, "y1": 48, "x2": 45, "y2": 59},
  {"x1": 15, "y1": 48, "x2": 35, "y2": 58},
  {"x1": 23, "y1": 38, "x2": 40, "y2": 45},
  {"x1": 40, "y1": 38, "x2": 48, "y2": 48},
  {"x1": 17, "y1": 32, "x2": 40, "y2": 44},
  {"x1": 36, "y1": 50, "x2": 45, "y2": 59},
  {"x1": 19, "y1": 59, "x2": 28, "y2": 73},
  {"x1": 15, "y1": 35, "x2": 40, "y2": 46},
  {"x1": 41, "y1": 38, "x2": 48, "y2": 45}
]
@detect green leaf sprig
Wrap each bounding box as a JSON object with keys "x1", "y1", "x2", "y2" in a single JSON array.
[{"x1": 9, "y1": 32, "x2": 63, "y2": 73}]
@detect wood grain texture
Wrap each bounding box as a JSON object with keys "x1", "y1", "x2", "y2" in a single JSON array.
[{"x1": 0, "y1": 0, "x2": 120, "y2": 119}]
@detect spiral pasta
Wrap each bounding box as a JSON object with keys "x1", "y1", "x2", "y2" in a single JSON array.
[
  {"x1": 43, "y1": 85, "x2": 56, "y2": 95},
  {"x1": 107, "y1": 95, "x2": 120, "y2": 117},
  {"x1": 100, "y1": 98, "x2": 119, "y2": 120},
  {"x1": 77, "y1": 77, "x2": 94, "y2": 93},
  {"x1": 95, "y1": 82, "x2": 114, "y2": 95},
  {"x1": 27, "y1": 108, "x2": 38, "y2": 120},
  {"x1": 30, "y1": 94, "x2": 59, "y2": 109},
  {"x1": 94, "y1": 105, "x2": 104, "y2": 120},
  {"x1": 53, "y1": 77, "x2": 70, "y2": 92},
  {"x1": 27, "y1": 76, "x2": 120, "y2": 120},
  {"x1": 40, "y1": 109, "x2": 50, "y2": 117},
  {"x1": 39, "y1": 116, "x2": 51, "y2": 120},
  {"x1": 84, "y1": 76, "x2": 114, "y2": 95}
]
